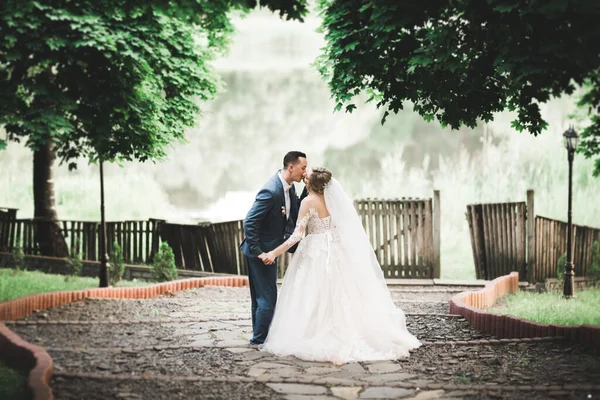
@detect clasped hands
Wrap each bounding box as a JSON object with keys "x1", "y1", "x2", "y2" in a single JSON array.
[{"x1": 258, "y1": 252, "x2": 276, "y2": 265}]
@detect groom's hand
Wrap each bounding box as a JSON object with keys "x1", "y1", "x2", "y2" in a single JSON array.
[
  {"x1": 258, "y1": 252, "x2": 275, "y2": 265},
  {"x1": 258, "y1": 253, "x2": 272, "y2": 265}
]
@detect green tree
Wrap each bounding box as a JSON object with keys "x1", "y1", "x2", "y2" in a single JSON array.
[
  {"x1": 316, "y1": 0, "x2": 600, "y2": 175},
  {"x1": 151, "y1": 242, "x2": 178, "y2": 282},
  {"x1": 0, "y1": 0, "x2": 307, "y2": 256}
]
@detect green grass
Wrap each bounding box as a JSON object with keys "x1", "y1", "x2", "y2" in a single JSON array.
[
  {"x1": 0, "y1": 361, "x2": 27, "y2": 400},
  {"x1": 490, "y1": 289, "x2": 600, "y2": 326},
  {"x1": 0, "y1": 268, "x2": 148, "y2": 303}
]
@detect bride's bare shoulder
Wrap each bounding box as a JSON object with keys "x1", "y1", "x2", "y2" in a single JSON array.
[
  {"x1": 301, "y1": 194, "x2": 329, "y2": 216},
  {"x1": 302, "y1": 193, "x2": 324, "y2": 205}
]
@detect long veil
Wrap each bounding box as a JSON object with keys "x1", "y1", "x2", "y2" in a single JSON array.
[{"x1": 324, "y1": 178, "x2": 389, "y2": 294}]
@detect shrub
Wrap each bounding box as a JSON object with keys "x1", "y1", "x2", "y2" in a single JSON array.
[
  {"x1": 65, "y1": 242, "x2": 83, "y2": 282},
  {"x1": 9, "y1": 245, "x2": 25, "y2": 271},
  {"x1": 151, "y1": 242, "x2": 178, "y2": 282},
  {"x1": 588, "y1": 241, "x2": 600, "y2": 283},
  {"x1": 109, "y1": 241, "x2": 125, "y2": 285}
]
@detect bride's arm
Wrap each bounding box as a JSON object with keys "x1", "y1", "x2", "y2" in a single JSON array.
[{"x1": 263, "y1": 201, "x2": 311, "y2": 263}]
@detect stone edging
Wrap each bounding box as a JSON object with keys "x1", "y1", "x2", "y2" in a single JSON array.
[
  {"x1": 449, "y1": 272, "x2": 600, "y2": 350},
  {"x1": 0, "y1": 275, "x2": 249, "y2": 400}
]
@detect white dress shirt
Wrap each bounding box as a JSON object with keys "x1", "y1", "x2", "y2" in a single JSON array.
[{"x1": 278, "y1": 172, "x2": 291, "y2": 220}]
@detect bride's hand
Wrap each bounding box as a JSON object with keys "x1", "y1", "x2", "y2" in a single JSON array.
[{"x1": 261, "y1": 252, "x2": 276, "y2": 265}]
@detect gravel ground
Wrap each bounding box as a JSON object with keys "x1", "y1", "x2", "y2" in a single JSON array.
[
  {"x1": 6, "y1": 285, "x2": 600, "y2": 400},
  {"x1": 51, "y1": 377, "x2": 282, "y2": 400}
]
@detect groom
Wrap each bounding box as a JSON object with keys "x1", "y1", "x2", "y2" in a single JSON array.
[{"x1": 240, "y1": 151, "x2": 308, "y2": 345}]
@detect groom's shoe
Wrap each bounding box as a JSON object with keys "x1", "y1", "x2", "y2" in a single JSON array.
[{"x1": 248, "y1": 340, "x2": 262, "y2": 349}]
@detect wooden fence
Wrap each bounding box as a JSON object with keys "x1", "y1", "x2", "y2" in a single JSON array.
[
  {"x1": 159, "y1": 220, "x2": 245, "y2": 275},
  {"x1": 354, "y1": 195, "x2": 440, "y2": 279},
  {"x1": 533, "y1": 216, "x2": 600, "y2": 282},
  {"x1": 1, "y1": 192, "x2": 441, "y2": 279},
  {"x1": 0, "y1": 208, "x2": 18, "y2": 252},
  {"x1": 158, "y1": 194, "x2": 441, "y2": 279},
  {"x1": 3, "y1": 219, "x2": 162, "y2": 265},
  {"x1": 467, "y1": 190, "x2": 600, "y2": 282},
  {"x1": 466, "y1": 202, "x2": 527, "y2": 280}
]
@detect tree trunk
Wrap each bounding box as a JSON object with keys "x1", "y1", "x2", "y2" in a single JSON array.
[{"x1": 33, "y1": 140, "x2": 69, "y2": 257}]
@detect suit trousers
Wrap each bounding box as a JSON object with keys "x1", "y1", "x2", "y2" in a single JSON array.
[{"x1": 246, "y1": 255, "x2": 278, "y2": 344}]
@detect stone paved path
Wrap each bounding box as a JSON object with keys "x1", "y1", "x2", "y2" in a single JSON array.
[{"x1": 6, "y1": 285, "x2": 600, "y2": 399}]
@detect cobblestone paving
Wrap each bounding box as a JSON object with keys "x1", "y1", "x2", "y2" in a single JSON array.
[{"x1": 7, "y1": 286, "x2": 600, "y2": 399}]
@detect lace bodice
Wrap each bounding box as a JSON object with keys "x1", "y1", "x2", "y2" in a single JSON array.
[
  {"x1": 306, "y1": 209, "x2": 332, "y2": 235},
  {"x1": 280, "y1": 207, "x2": 333, "y2": 251}
]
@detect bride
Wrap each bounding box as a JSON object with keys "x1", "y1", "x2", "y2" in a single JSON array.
[{"x1": 258, "y1": 167, "x2": 421, "y2": 364}]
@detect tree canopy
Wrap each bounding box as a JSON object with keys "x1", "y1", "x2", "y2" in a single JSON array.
[
  {"x1": 316, "y1": 0, "x2": 600, "y2": 175},
  {"x1": 0, "y1": 0, "x2": 308, "y2": 167}
]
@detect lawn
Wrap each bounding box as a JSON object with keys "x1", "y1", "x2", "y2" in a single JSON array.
[
  {"x1": 0, "y1": 361, "x2": 27, "y2": 400},
  {"x1": 490, "y1": 289, "x2": 600, "y2": 326},
  {"x1": 0, "y1": 268, "x2": 148, "y2": 302}
]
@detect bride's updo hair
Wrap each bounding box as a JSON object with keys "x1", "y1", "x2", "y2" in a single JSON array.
[{"x1": 308, "y1": 167, "x2": 332, "y2": 195}]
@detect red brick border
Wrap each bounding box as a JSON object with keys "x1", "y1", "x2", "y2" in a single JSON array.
[
  {"x1": 0, "y1": 275, "x2": 248, "y2": 400},
  {"x1": 449, "y1": 272, "x2": 600, "y2": 350}
]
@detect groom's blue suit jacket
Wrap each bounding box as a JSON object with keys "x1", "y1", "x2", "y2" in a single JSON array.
[{"x1": 240, "y1": 172, "x2": 307, "y2": 258}]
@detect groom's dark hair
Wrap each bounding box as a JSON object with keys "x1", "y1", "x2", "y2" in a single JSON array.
[{"x1": 283, "y1": 151, "x2": 307, "y2": 168}]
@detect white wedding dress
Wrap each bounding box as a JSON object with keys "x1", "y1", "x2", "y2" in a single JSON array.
[{"x1": 261, "y1": 179, "x2": 421, "y2": 364}]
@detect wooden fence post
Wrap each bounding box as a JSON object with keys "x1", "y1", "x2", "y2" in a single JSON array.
[
  {"x1": 0, "y1": 208, "x2": 18, "y2": 252},
  {"x1": 526, "y1": 189, "x2": 535, "y2": 282},
  {"x1": 149, "y1": 218, "x2": 164, "y2": 263},
  {"x1": 433, "y1": 190, "x2": 441, "y2": 279}
]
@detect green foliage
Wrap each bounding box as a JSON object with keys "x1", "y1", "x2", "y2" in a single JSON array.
[
  {"x1": 557, "y1": 252, "x2": 566, "y2": 279},
  {"x1": 0, "y1": 360, "x2": 27, "y2": 400},
  {"x1": 316, "y1": 0, "x2": 600, "y2": 176},
  {"x1": 151, "y1": 242, "x2": 178, "y2": 282},
  {"x1": 109, "y1": 241, "x2": 125, "y2": 285},
  {"x1": 556, "y1": 241, "x2": 600, "y2": 283},
  {"x1": 9, "y1": 245, "x2": 25, "y2": 271},
  {"x1": 64, "y1": 241, "x2": 82, "y2": 281},
  {"x1": 0, "y1": 0, "x2": 307, "y2": 166},
  {"x1": 589, "y1": 241, "x2": 600, "y2": 281},
  {"x1": 556, "y1": 252, "x2": 566, "y2": 289},
  {"x1": 576, "y1": 78, "x2": 600, "y2": 177},
  {"x1": 453, "y1": 374, "x2": 470, "y2": 385}
]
